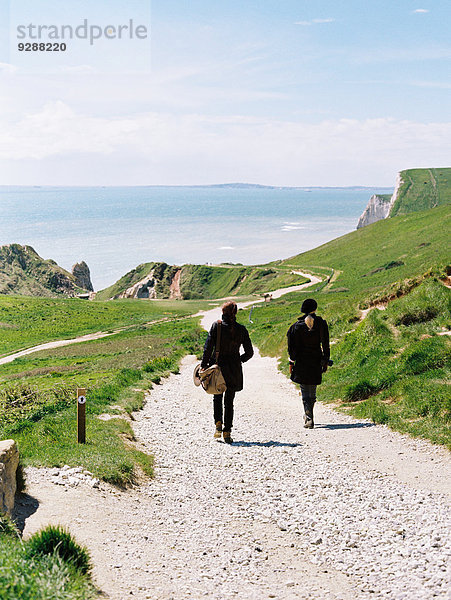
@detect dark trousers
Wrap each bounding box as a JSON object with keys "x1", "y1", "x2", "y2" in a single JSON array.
[
  {"x1": 213, "y1": 390, "x2": 236, "y2": 432},
  {"x1": 300, "y1": 384, "x2": 317, "y2": 420}
]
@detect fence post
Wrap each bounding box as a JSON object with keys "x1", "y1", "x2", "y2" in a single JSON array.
[{"x1": 77, "y1": 388, "x2": 86, "y2": 444}]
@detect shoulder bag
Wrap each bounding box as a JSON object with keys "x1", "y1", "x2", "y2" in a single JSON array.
[{"x1": 193, "y1": 320, "x2": 227, "y2": 394}]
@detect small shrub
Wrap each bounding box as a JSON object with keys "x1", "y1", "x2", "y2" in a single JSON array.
[
  {"x1": 25, "y1": 525, "x2": 91, "y2": 575},
  {"x1": 143, "y1": 355, "x2": 175, "y2": 374},
  {"x1": 395, "y1": 307, "x2": 438, "y2": 326},
  {"x1": 0, "y1": 514, "x2": 20, "y2": 538},
  {"x1": 345, "y1": 380, "x2": 379, "y2": 401},
  {"x1": 399, "y1": 337, "x2": 449, "y2": 375}
]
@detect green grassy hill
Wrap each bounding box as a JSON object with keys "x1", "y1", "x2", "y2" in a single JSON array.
[
  {"x1": 0, "y1": 244, "x2": 88, "y2": 297},
  {"x1": 278, "y1": 203, "x2": 449, "y2": 304},
  {"x1": 97, "y1": 262, "x2": 308, "y2": 301},
  {"x1": 244, "y1": 203, "x2": 451, "y2": 446},
  {"x1": 179, "y1": 264, "x2": 307, "y2": 299},
  {"x1": 390, "y1": 167, "x2": 451, "y2": 216},
  {"x1": 1, "y1": 171, "x2": 449, "y2": 472}
]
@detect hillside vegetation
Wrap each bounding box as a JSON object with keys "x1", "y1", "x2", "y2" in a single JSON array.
[
  {"x1": 0, "y1": 296, "x2": 208, "y2": 484},
  {"x1": 0, "y1": 295, "x2": 205, "y2": 357},
  {"x1": 97, "y1": 262, "x2": 307, "y2": 301},
  {"x1": 1, "y1": 168, "x2": 449, "y2": 475},
  {"x1": 390, "y1": 167, "x2": 450, "y2": 216},
  {"x1": 277, "y1": 203, "x2": 449, "y2": 304},
  {"x1": 245, "y1": 203, "x2": 450, "y2": 447},
  {"x1": 180, "y1": 264, "x2": 307, "y2": 299},
  {"x1": 0, "y1": 244, "x2": 88, "y2": 297},
  {"x1": 0, "y1": 515, "x2": 96, "y2": 600}
]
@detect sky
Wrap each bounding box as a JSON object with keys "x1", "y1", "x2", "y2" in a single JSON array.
[{"x1": 0, "y1": 0, "x2": 450, "y2": 186}]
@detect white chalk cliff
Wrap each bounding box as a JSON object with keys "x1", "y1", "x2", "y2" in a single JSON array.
[{"x1": 356, "y1": 173, "x2": 403, "y2": 229}]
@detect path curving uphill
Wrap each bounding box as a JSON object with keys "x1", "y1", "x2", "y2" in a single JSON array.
[
  {"x1": 200, "y1": 270, "x2": 322, "y2": 330},
  {"x1": 19, "y1": 293, "x2": 451, "y2": 600},
  {"x1": 0, "y1": 271, "x2": 320, "y2": 366}
]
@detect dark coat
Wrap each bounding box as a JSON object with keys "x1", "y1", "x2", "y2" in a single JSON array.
[
  {"x1": 287, "y1": 315, "x2": 330, "y2": 385},
  {"x1": 201, "y1": 318, "x2": 254, "y2": 392}
]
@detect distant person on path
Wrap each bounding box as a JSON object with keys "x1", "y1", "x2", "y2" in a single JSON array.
[
  {"x1": 201, "y1": 301, "x2": 254, "y2": 443},
  {"x1": 287, "y1": 298, "x2": 330, "y2": 429}
]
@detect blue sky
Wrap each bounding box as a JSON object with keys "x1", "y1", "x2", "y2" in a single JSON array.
[{"x1": 0, "y1": 0, "x2": 449, "y2": 185}]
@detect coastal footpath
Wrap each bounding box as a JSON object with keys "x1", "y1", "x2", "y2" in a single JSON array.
[{"x1": 19, "y1": 350, "x2": 450, "y2": 600}]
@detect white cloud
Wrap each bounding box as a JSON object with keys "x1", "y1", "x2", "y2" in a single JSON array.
[
  {"x1": 0, "y1": 62, "x2": 18, "y2": 74},
  {"x1": 0, "y1": 102, "x2": 450, "y2": 185},
  {"x1": 294, "y1": 18, "x2": 335, "y2": 26},
  {"x1": 58, "y1": 65, "x2": 96, "y2": 74},
  {"x1": 413, "y1": 9, "x2": 429, "y2": 13}
]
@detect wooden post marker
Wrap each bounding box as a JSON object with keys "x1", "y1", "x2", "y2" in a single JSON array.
[{"x1": 77, "y1": 388, "x2": 86, "y2": 444}]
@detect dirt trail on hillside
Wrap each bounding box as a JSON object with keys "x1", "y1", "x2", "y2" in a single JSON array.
[
  {"x1": 0, "y1": 271, "x2": 320, "y2": 366},
  {"x1": 16, "y1": 292, "x2": 451, "y2": 600},
  {"x1": 0, "y1": 331, "x2": 116, "y2": 365},
  {"x1": 199, "y1": 271, "x2": 322, "y2": 329}
]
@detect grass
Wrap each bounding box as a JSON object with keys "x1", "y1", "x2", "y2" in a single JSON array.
[
  {"x1": 0, "y1": 311, "x2": 205, "y2": 486},
  {"x1": 180, "y1": 264, "x2": 307, "y2": 299},
  {"x1": 320, "y1": 282, "x2": 450, "y2": 446},
  {"x1": 25, "y1": 525, "x2": 91, "y2": 575},
  {"x1": 0, "y1": 295, "x2": 206, "y2": 356},
  {"x1": 390, "y1": 167, "x2": 451, "y2": 217},
  {"x1": 241, "y1": 204, "x2": 451, "y2": 448},
  {"x1": 98, "y1": 261, "x2": 308, "y2": 301},
  {"x1": 0, "y1": 516, "x2": 96, "y2": 600},
  {"x1": 279, "y1": 203, "x2": 450, "y2": 296}
]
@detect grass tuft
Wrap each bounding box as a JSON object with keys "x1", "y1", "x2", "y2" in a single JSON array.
[
  {"x1": 0, "y1": 514, "x2": 21, "y2": 538},
  {"x1": 25, "y1": 525, "x2": 92, "y2": 575}
]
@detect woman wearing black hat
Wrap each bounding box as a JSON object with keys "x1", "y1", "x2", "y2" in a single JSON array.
[
  {"x1": 287, "y1": 298, "x2": 330, "y2": 428},
  {"x1": 201, "y1": 301, "x2": 254, "y2": 443}
]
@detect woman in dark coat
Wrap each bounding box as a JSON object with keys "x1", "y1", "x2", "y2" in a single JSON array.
[
  {"x1": 201, "y1": 301, "x2": 254, "y2": 443},
  {"x1": 287, "y1": 298, "x2": 330, "y2": 429}
]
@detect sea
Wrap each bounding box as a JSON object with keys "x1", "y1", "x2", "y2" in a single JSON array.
[{"x1": 0, "y1": 186, "x2": 392, "y2": 290}]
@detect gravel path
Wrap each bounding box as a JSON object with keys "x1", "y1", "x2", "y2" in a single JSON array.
[{"x1": 20, "y1": 348, "x2": 450, "y2": 600}]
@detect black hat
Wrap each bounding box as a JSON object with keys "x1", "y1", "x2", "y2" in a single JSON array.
[{"x1": 301, "y1": 298, "x2": 317, "y2": 314}]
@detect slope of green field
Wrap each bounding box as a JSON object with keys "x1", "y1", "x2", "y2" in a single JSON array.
[
  {"x1": 243, "y1": 204, "x2": 451, "y2": 447},
  {"x1": 279, "y1": 203, "x2": 449, "y2": 301},
  {"x1": 390, "y1": 167, "x2": 451, "y2": 216},
  {"x1": 0, "y1": 295, "x2": 206, "y2": 356},
  {"x1": 180, "y1": 264, "x2": 306, "y2": 299},
  {"x1": 0, "y1": 312, "x2": 204, "y2": 485},
  {"x1": 98, "y1": 262, "x2": 307, "y2": 301}
]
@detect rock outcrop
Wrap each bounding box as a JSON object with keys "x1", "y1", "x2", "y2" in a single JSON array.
[
  {"x1": 169, "y1": 269, "x2": 182, "y2": 299},
  {"x1": 0, "y1": 244, "x2": 83, "y2": 297},
  {"x1": 357, "y1": 194, "x2": 393, "y2": 229},
  {"x1": 98, "y1": 262, "x2": 180, "y2": 300},
  {"x1": 118, "y1": 270, "x2": 159, "y2": 299},
  {"x1": 357, "y1": 166, "x2": 451, "y2": 228},
  {"x1": 72, "y1": 261, "x2": 94, "y2": 292},
  {"x1": 0, "y1": 440, "x2": 19, "y2": 516}
]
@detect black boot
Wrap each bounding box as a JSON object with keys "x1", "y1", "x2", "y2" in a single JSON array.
[{"x1": 303, "y1": 400, "x2": 314, "y2": 429}]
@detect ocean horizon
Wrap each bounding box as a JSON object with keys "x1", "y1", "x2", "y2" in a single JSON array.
[{"x1": 0, "y1": 185, "x2": 392, "y2": 290}]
